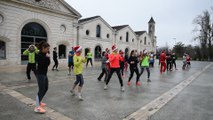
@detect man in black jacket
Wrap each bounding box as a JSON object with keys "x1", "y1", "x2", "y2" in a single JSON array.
[{"x1": 52, "y1": 47, "x2": 59, "y2": 71}]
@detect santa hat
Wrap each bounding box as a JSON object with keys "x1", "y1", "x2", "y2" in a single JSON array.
[
  {"x1": 105, "y1": 48, "x2": 109, "y2": 52},
  {"x1": 74, "y1": 45, "x2": 82, "y2": 52},
  {"x1": 119, "y1": 50, "x2": 124, "y2": 55},
  {"x1": 112, "y1": 45, "x2": 118, "y2": 52}
]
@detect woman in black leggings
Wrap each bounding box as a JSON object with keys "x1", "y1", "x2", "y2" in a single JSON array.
[
  {"x1": 34, "y1": 41, "x2": 50, "y2": 113},
  {"x1": 128, "y1": 50, "x2": 140, "y2": 86}
]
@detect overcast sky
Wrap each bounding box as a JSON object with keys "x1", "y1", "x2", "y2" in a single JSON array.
[{"x1": 65, "y1": 0, "x2": 213, "y2": 47}]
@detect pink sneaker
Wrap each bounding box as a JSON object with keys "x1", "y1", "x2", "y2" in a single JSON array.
[
  {"x1": 40, "y1": 102, "x2": 46, "y2": 107},
  {"x1": 34, "y1": 106, "x2": 46, "y2": 113},
  {"x1": 136, "y1": 81, "x2": 141, "y2": 86},
  {"x1": 127, "y1": 82, "x2": 131, "y2": 86}
]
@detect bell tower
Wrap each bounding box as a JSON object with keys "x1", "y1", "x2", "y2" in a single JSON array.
[
  {"x1": 148, "y1": 17, "x2": 156, "y2": 52},
  {"x1": 148, "y1": 17, "x2": 155, "y2": 38}
]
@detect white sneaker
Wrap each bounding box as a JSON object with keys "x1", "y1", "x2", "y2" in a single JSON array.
[
  {"x1": 78, "y1": 94, "x2": 84, "y2": 101},
  {"x1": 121, "y1": 86, "x2": 125, "y2": 92},
  {"x1": 104, "y1": 85, "x2": 108, "y2": 90}
]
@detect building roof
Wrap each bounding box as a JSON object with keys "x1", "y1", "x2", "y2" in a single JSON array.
[
  {"x1": 78, "y1": 16, "x2": 100, "y2": 23},
  {"x1": 60, "y1": 0, "x2": 82, "y2": 18},
  {"x1": 112, "y1": 25, "x2": 129, "y2": 31},
  {"x1": 135, "y1": 31, "x2": 146, "y2": 36},
  {"x1": 148, "y1": 17, "x2": 155, "y2": 24}
]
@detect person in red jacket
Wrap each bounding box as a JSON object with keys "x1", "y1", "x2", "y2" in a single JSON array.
[
  {"x1": 104, "y1": 45, "x2": 125, "y2": 92},
  {"x1": 160, "y1": 50, "x2": 167, "y2": 74}
]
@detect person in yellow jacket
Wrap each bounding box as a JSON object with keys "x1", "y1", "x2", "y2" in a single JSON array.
[
  {"x1": 86, "y1": 48, "x2": 93, "y2": 68},
  {"x1": 23, "y1": 44, "x2": 39, "y2": 81},
  {"x1": 139, "y1": 50, "x2": 151, "y2": 82},
  {"x1": 70, "y1": 45, "x2": 87, "y2": 100}
]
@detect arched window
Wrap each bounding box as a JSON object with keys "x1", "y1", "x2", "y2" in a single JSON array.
[
  {"x1": 126, "y1": 32, "x2": 129, "y2": 42},
  {"x1": 96, "y1": 25, "x2": 101, "y2": 38},
  {"x1": 125, "y1": 48, "x2": 129, "y2": 55},
  {"x1": 86, "y1": 30, "x2": 90, "y2": 36},
  {"x1": 59, "y1": 44, "x2": 66, "y2": 59},
  {"x1": 0, "y1": 41, "x2": 6, "y2": 59},
  {"x1": 84, "y1": 48, "x2": 89, "y2": 57},
  {"x1": 106, "y1": 34, "x2": 110, "y2": 39},
  {"x1": 21, "y1": 22, "x2": 47, "y2": 61},
  {"x1": 94, "y1": 46, "x2": 102, "y2": 60},
  {"x1": 132, "y1": 38, "x2": 134, "y2": 42},
  {"x1": 144, "y1": 37, "x2": 147, "y2": 45}
]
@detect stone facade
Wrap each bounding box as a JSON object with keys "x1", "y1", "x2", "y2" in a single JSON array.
[
  {"x1": 0, "y1": 0, "x2": 157, "y2": 66},
  {"x1": 78, "y1": 16, "x2": 157, "y2": 62},
  {"x1": 0, "y1": 0, "x2": 81, "y2": 65}
]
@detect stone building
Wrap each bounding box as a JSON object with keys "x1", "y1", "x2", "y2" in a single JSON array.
[
  {"x1": 0, "y1": 0, "x2": 156, "y2": 65},
  {"x1": 0, "y1": 0, "x2": 81, "y2": 65},
  {"x1": 78, "y1": 16, "x2": 157, "y2": 61}
]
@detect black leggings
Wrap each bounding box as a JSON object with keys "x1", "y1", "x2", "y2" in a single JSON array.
[
  {"x1": 166, "y1": 61, "x2": 172, "y2": 70},
  {"x1": 36, "y1": 75, "x2": 48, "y2": 103},
  {"x1": 128, "y1": 67, "x2": 140, "y2": 83},
  {"x1": 86, "y1": 58, "x2": 93, "y2": 67},
  {"x1": 98, "y1": 68, "x2": 108, "y2": 82},
  {"x1": 26, "y1": 63, "x2": 36, "y2": 79},
  {"x1": 172, "y1": 61, "x2": 176, "y2": 69},
  {"x1": 105, "y1": 68, "x2": 123, "y2": 87},
  {"x1": 52, "y1": 59, "x2": 58, "y2": 69},
  {"x1": 140, "y1": 66, "x2": 150, "y2": 79}
]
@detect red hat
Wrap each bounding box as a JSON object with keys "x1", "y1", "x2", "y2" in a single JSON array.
[
  {"x1": 119, "y1": 50, "x2": 124, "y2": 54},
  {"x1": 105, "y1": 48, "x2": 109, "y2": 52},
  {"x1": 112, "y1": 45, "x2": 118, "y2": 52},
  {"x1": 74, "y1": 45, "x2": 82, "y2": 52}
]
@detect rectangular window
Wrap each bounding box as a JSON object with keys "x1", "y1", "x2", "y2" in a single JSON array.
[{"x1": 0, "y1": 41, "x2": 6, "y2": 59}]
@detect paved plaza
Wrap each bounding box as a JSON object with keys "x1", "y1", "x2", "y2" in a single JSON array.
[{"x1": 0, "y1": 61, "x2": 213, "y2": 120}]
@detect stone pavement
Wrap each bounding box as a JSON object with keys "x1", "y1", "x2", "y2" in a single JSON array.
[{"x1": 0, "y1": 61, "x2": 213, "y2": 120}]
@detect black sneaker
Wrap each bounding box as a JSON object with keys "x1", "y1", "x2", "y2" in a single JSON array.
[
  {"x1": 97, "y1": 78, "x2": 101, "y2": 81},
  {"x1": 147, "y1": 78, "x2": 151, "y2": 82}
]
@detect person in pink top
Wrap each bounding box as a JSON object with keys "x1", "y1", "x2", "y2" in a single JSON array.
[
  {"x1": 160, "y1": 50, "x2": 167, "y2": 74},
  {"x1": 104, "y1": 45, "x2": 125, "y2": 92}
]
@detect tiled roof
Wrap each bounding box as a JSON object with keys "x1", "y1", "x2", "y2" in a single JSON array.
[
  {"x1": 135, "y1": 31, "x2": 146, "y2": 36},
  {"x1": 112, "y1": 25, "x2": 128, "y2": 31},
  {"x1": 79, "y1": 16, "x2": 100, "y2": 23}
]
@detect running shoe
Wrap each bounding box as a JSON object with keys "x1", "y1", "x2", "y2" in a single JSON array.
[
  {"x1": 104, "y1": 85, "x2": 108, "y2": 90},
  {"x1": 70, "y1": 90, "x2": 75, "y2": 96},
  {"x1": 78, "y1": 94, "x2": 84, "y2": 101},
  {"x1": 147, "y1": 78, "x2": 151, "y2": 82},
  {"x1": 34, "y1": 107, "x2": 46, "y2": 113},
  {"x1": 121, "y1": 86, "x2": 125, "y2": 92},
  {"x1": 136, "y1": 81, "x2": 141, "y2": 86},
  {"x1": 127, "y1": 81, "x2": 131, "y2": 86},
  {"x1": 40, "y1": 102, "x2": 46, "y2": 107}
]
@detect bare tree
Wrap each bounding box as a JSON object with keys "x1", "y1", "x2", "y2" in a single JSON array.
[{"x1": 193, "y1": 10, "x2": 212, "y2": 60}]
